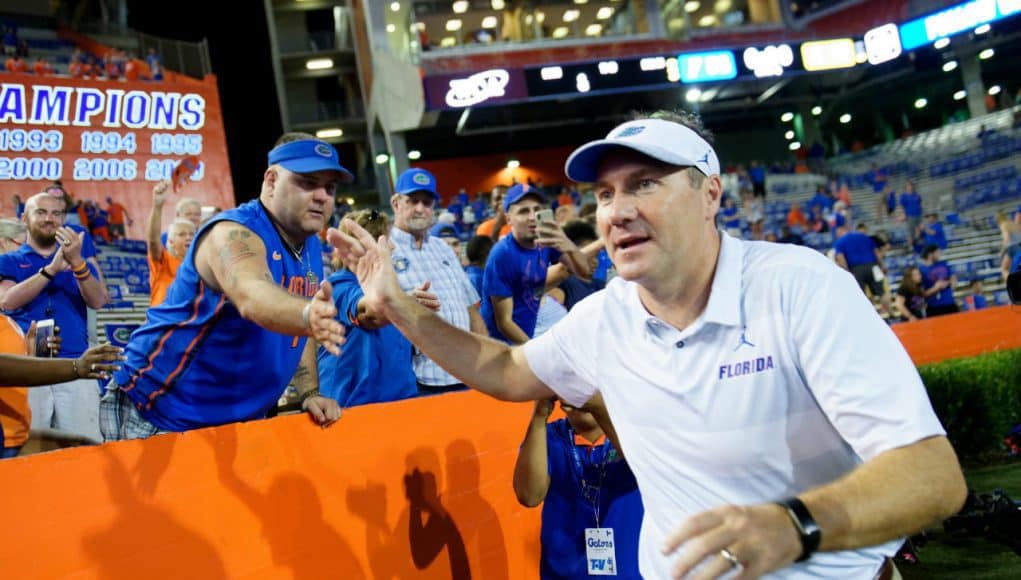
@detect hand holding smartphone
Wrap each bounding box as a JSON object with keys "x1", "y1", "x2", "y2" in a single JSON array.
[{"x1": 34, "y1": 319, "x2": 55, "y2": 358}]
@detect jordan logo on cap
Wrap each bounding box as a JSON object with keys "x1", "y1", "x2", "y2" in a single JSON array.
[
  {"x1": 616, "y1": 126, "x2": 645, "y2": 138},
  {"x1": 696, "y1": 152, "x2": 710, "y2": 166}
]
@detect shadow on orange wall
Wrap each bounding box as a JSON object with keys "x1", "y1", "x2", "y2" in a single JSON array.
[{"x1": 0, "y1": 307, "x2": 1015, "y2": 578}]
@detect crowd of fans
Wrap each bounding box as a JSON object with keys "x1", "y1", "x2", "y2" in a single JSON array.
[{"x1": 2, "y1": 19, "x2": 164, "y2": 81}]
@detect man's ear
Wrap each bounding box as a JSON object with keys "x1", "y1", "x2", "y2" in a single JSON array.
[
  {"x1": 705, "y1": 174, "x2": 723, "y2": 220},
  {"x1": 390, "y1": 194, "x2": 401, "y2": 213},
  {"x1": 262, "y1": 167, "x2": 278, "y2": 199}
]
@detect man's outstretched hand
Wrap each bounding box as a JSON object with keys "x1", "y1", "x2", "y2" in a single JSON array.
[
  {"x1": 308, "y1": 280, "x2": 345, "y2": 355},
  {"x1": 327, "y1": 220, "x2": 405, "y2": 316}
]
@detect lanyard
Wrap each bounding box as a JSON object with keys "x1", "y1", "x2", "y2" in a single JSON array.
[{"x1": 567, "y1": 425, "x2": 614, "y2": 527}]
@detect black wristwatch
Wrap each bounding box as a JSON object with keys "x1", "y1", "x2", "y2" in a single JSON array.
[
  {"x1": 38, "y1": 267, "x2": 54, "y2": 281},
  {"x1": 775, "y1": 497, "x2": 821, "y2": 562}
]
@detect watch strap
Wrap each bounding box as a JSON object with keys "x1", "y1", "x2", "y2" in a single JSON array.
[{"x1": 776, "y1": 497, "x2": 821, "y2": 562}]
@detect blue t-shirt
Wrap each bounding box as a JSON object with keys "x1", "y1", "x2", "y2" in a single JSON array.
[
  {"x1": 900, "y1": 192, "x2": 923, "y2": 218},
  {"x1": 1012, "y1": 251, "x2": 1021, "y2": 273},
  {"x1": 920, "y1": 260, "x2": 955, "y2": 307},
  {"x1": 748, "y1": 166, "x2": 766, "y2": 185},
  {"x1": 0, "y1": 243, "x2": 98, "y2": 358},
  {"x1": 834, "y1": 232, "x2": 877, "y2": 268},
  {"x1": 720, "y1": 206, "x2": 740, "y2": 228},
  {"x1": 807, "y1": 193, "x2": 834, "y2": 214},
  {"x1": 922, "y1": 222, "x2": 947, "y2": 250},
  {"x1": 480, "y1": 235, "x2": 558, "y2": 342},
  {"x1": 868, "y1": 169, "x2": 887, "y2": 192},
  {"x1": 464, "y1": 264, "x2": 484, "y2": 298},
  {"x1": 559, "y1": 276, "x2": 605, "y2": 311},
  {"x1": 593, "y1": 248, "x2": 613, "y2": 284},
  {"x1": 316, "y1": 269, "x2": 416, "y2": 408},
  {"x1": 963, "y1": 293, "x2": 988, "y2": 311},
  {"x1": 885, "y1": 191, "x2": 898, "y2": 212},
  {"x1": 112, "y1": 200, "x2": 323, "y2": 431},
  {"x1": 540, "y1": 419, "x2": 643, "y2": 579}
]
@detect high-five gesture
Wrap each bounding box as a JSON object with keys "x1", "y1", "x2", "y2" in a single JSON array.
[{"x1": 327, "y1": 220, "x2": 405, "y2": 314}]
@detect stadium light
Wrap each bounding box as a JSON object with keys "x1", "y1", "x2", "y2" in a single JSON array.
[
  {"x1": 408, "y1": 150, "x2": 422, "y2": 160},
  {"x1": 979, "y1": 48, "x2": 994, "y2": 60},
  {"x1": 446, "y1": 19, "x2": 462, "y2": 31},
  {"x1": 942, "y1": 60, "x2": 958, "y2": 72},
  {"x1": 685, "y1": 1, "x2": 701, "y2": 12},
  {"x1": 839, "y1": 113, "x2": 852, "y2": 124},
  {"x1": 914, "y1": 98, "x2": 927, "y2": 109},
  {"x1": 375, "y1": 153, "x2": 389, "y2": 165},
  {"x1": 597, "y1": 7, "x2": 613, "y2": 19},
  {"x1": 953, "y1": 90, "x2": 967, "y2": 100},
  {"x1": 315, "y1": 128, "x2": 343, "y2": 139},
  {"x1": 988, "y1": 85, "x2": 1001, "y2": 96},
  {"x1": 685, "y1": 88, "x2": 702, "y2": 102},
  {"x1": 974, "y1": 24, "x2": 991, "y2": 34},
  {"x1": 586, "y1": 24, "x2": 603, "y2": 36},
  {"x1": 552, "y1": 26, "x2": 569, "y2": 38},
  {"x1": 481, "y1": 16, "x2": 498, "y2": 28},
  {"x1": 784, "y1": 130, "x2": 795, "y2": 140},
  {"x1": 390, "y1": 2, "x2": 400, "y2": 12},
  {"x1": 715, "y1": 0, "x2": 732, "y2": 11},
  {"x1": 564, "y1": 9, "x2": 580, "y2": 22},
  {"x1": 811, "y1": 105, "x2": 822, "y2": 116},
  {"x1": 789, "y1": 141, "x2": 801, "y2": 151},
  {"x1": 306, "y1": 58, "x2": 333, "y2": 70},
  {"x1": 345, "y1": 197, "x2": 356, "y2": 206},
  {"x1": 491, "y1": 0, "x2": 505, "y2": 9},
  {"x1": 781, "y1": 112, "x2": 794, "y2": 122},
  {"x1": 453, "y1": 1, "x2": 469, "y2": 14},
  {"x1": 933, "y1": 37, "x2": 950, "y2": 49},
  {"x1": 386, "y1": 24, "x2": 396, "y2": 33},
  {"x1": 507, "y1": 159, "x2": 520, "y2": 169}
]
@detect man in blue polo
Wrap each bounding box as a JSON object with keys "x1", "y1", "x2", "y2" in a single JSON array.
[
  {"x1": 100, "y1": 133, "x2": 348, "y2": 439},
  {"x1": 389, "y1": 167, "x2": 487, "y2": 394},
  {"x1": 833, "y1": 226, "x2": 891, "y2": 317},
  {"x1": 0, "y1": 192, "x2": 109, "y2": 441}
]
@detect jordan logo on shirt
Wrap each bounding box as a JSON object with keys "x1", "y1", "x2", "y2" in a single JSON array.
[{"x1": 733, "y1": 329, "x2": 755, "y2": 351}]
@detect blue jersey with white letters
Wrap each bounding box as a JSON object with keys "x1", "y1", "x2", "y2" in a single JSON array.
[{"x1": 112, "y1": 200, "x2": 323, "y2": 431}]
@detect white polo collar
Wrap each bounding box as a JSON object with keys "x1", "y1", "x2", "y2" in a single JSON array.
[{"x1": 629, "y1": 231, "x2": 744, "y2": 339}]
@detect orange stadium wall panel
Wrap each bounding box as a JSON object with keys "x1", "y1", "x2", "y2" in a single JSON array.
[
  {"x1": 0, "y1": 72, "x2": 234, "y2": 239},
  {"x1": 0, "y1": 307, "x2": 1017, "y2": 578}
]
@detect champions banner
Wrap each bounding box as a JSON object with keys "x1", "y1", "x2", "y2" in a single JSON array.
[{"x1": 0, "y1": 73, "x2": 234, "y2": 239}]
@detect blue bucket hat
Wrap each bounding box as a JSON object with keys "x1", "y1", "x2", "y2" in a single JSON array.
[
  {"x1": 395, "y1": 168, "x2": 440, "y2": 200},
  {"x1": 268, "y1": 140, "x2": 353, "y2": 182}
]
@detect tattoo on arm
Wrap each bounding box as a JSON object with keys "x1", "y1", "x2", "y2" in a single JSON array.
[{"x1": 218, "y1": 229, "x2": 258, "y2": 288}]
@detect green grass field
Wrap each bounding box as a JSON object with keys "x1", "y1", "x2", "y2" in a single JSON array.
[{"x1": 900, "y1": 461, "x2": 1021, "y2": 579}]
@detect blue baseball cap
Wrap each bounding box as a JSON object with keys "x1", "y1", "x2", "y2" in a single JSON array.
[
  {"x1": 431, "y1": 223, "x2": 459, "y2": 238},
  {"x1": 503, "y1": 183, "x2": 545, "y2": 212},
  {"x1": 268, "y1": 140, "x2": 353, "y2": 182},
  {"x1": 395, "y1": 168, "x2": 440, "y2": 200}
]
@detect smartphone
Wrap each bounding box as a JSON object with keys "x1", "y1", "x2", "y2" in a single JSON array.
[
  {"x1": 35, "y1": 319, "x2": 55, "y2": 358},
  {"x1": 535, "y1": 209, "x2": 554, "y2": 224}
]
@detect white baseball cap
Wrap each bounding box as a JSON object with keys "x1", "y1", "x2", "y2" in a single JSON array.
[{"x1": 565, "y1": 118, "x2": 721, "y2": 183}]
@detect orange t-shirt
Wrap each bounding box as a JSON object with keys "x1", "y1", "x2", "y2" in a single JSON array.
[
  {"x1": 148, "y1": 250, "x2": 184, "y2": 306},
  {"x1": 475, "y1": 218, "x2": 511, "y2": 239},
  {"x1": 108, "y1": 203, "x2": 127, "y2": 225},
  {"x1": 0, "y1": 315, "x2": 30, "y2": 450}
]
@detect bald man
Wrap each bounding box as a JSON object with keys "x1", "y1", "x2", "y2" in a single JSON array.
[{"x1": 0, "y1": 193, "x2": 109, "y2": 441}]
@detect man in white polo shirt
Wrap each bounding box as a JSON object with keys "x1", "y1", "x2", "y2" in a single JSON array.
[
  {"x1": 388, "y1": 167, "x2": 488, "y2": 394},
  {"x1": 331, "y1": 111, "x2": 966, "y2": 579}
]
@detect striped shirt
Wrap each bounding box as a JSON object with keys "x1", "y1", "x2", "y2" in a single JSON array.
[{"x1": 390, "y1": 227, "x2": 480, "y2": 386}]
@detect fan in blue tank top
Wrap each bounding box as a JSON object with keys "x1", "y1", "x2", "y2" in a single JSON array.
[{"x1": 102, "y1": 135, "x2": 353, "y2": 439}]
